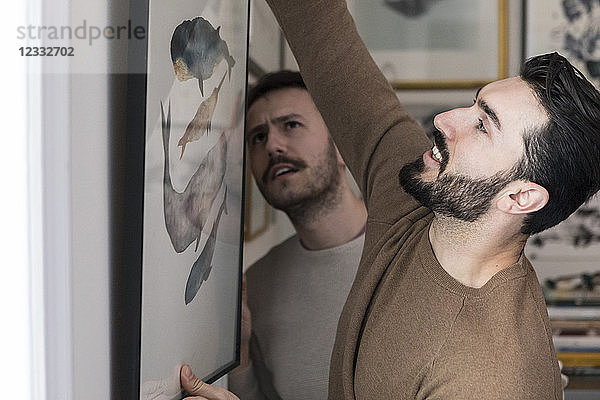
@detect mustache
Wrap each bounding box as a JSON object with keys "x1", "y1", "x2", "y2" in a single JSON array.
[{"x1": 261, "y1": 155, "x2": 307, "y2": 184}]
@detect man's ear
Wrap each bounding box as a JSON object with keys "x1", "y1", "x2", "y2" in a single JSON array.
[{"x1": 497, "y1": 181, "x2": 549, "y2": 215}]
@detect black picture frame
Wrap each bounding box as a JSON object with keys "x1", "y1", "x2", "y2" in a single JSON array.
[{"x1": 112, "y1": 0, "x2": 249, "y2": 398}]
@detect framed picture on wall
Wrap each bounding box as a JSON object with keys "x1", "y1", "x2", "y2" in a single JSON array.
[
  {"x1": 346, "y1": 0, "x2": 509, "y2": 89},
  {"x1": 114, "y1": 0, "x2": 249, "y2": 398},
  {"x1": 525, "y1": 196, "x2": 600, "y2": 287},
  {"x1": 523, "y1": 0, "x2": 600, "y2": 89},
  {"x1": 522, "y1": 0, "x2": 600, "y2": 284}
]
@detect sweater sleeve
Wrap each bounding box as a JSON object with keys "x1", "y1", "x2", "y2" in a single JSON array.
[{"x1": 264, "y1": 0, "x2": 431, "y2": 223}]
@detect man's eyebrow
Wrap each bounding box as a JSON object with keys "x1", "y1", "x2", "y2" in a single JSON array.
[
  {"x1": 246, "y1": 113, "x2": 303, "y2": 137},
  {"x1": 246, "y1": 122, "x2": 267, "y2": 137},
  {"x1": 273, "y1": 113, "x2": 303, "y2": 123},
  {"x1": 477, "y1": 98, "x2": 502, "y2": 131}
]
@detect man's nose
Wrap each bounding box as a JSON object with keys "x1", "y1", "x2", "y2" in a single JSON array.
[
  {"x1": 265, "y1": 129, "x2": 287, "y2": 156},
  {"x1": 432, "y1": 108, "x2": 465, "y2": 141}
]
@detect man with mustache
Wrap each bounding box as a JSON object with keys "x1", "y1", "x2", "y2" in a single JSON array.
[
  {"x1": 231, "y1": 70, "x2": 367, "y2": 399},
  {"x1": 181, "y1": 0, "x2": 600, "y2": 398}
]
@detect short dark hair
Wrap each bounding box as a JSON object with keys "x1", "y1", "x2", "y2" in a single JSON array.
[
  {"x1": 517, "y1": 52, "x2": 600, "y2": 234},
  {"x1": 247, "y1": 70, "x2": 307, "y2": 109}
]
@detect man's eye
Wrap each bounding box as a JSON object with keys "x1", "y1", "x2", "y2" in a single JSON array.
[
  {"x1": 285, "y1": 121, "x2": 301, "y2": 129},
  {"x1": 251, "y1": 133, "x2": 266, "y2": 144},
  {"x1": 476, "y1": 118, "x2": 487, "y2": 133}
]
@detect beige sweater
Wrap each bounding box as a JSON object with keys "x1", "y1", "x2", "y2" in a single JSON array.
[
  {"x1": 229, "y1": 234, "x2": 364, "y2": 399},
  {"x1": 264, "y1": 0, "x2": 562, "y2": 399}
]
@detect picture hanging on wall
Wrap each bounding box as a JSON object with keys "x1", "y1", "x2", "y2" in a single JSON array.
[
  {"x1": 523, "y1": 0, "x2": 600, "y2": 288},
  {"x1": 345, "y1": 0, "x2": 509, "y2": 89},
  {"x1": 525, "y1": 195, "x2": 600, "y2": 296},
  {"x1": 523, "y1": 0, "x2": 600, "y2": 89},
  {"x1": 114, "y1": 0, "x2": 249, "y2": 398}
]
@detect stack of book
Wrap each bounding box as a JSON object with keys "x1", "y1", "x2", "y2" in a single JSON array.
[{"x1": 545, "y1": 272, "x2": 600, "y2": 376}]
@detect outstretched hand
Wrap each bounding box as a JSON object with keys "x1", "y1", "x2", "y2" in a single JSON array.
[{"x1": 180, "y1": 365, "x2": 240, "y2": 400}]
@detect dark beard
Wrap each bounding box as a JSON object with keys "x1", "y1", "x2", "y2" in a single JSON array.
[{"x1": 398, "y1": 157, "x2": 518, "y2": 222}]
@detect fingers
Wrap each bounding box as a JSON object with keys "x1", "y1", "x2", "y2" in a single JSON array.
[
  {"x1": 181, "y1": 365, "x2": 205, "y2": 394},
  {"x1": 180, "y1": 365, "x2": 241, "y2": 400}
]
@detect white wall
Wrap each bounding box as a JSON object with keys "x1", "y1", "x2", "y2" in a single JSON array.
[
  {"x1": 69, "y1": 73, "x2": 112, "y2": 399},
  {"x1": 67, "y1": 0, "x2": 135, "y2": 394},
  {"x1": 2, "y1": 2, "x2": 34, "y2": 398},
  {"x1": 39, "y1": 0, "x2": 128, "y2": 397},
  {"x1": 67, "y1": 0, "x2": 120, "y2": 395}
]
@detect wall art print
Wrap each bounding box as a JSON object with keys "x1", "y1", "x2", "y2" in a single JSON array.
[
  {"x1": 346, "y1": 0, "x2": 509, "y2": 89},
  {"x1": 524, "y1": 0, "x2": 600, "y2": 89},
  {"x1": 523, "y1": 0, "x2": 600, "y2": 284},
  {"x1": 525, "y1": 196, "x2": 600, "y2": 285},
  {"x1": 116, "y1": 0, "x2": 248, "y2": 399}
]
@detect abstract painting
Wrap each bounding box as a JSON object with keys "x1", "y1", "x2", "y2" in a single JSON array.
[{"x1": 115, "y1": 0, "x2": 248, "y2": 398}]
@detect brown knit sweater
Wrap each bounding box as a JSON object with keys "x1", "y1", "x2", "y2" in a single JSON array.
[{"x1": 264, "y1": 0, "x2": 562, "y2": 398}]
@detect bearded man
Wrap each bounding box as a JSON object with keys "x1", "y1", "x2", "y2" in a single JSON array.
[{"x1": 181, "y1": 0, "x2": 600, "y2": 398}]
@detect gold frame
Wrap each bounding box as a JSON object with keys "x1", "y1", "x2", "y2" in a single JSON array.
[{"x1": 385, "y1": 0, "x2": 509, "y2": 90}]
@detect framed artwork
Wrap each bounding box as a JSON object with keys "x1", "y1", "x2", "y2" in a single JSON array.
[
  {"x1": 525, "y1": 195, "x2": 600, "y2": 287},
  {"x1": 114, "y1": 0, "x2": 249, "y2": 398},
  {"x1": 346, "y1": 0, "x2": 509, "y2": 89},
  {"x1": 523, "y1": 0, "x2": 600, "y2": 89},
  {"x1": 523, "y1": 0, "x2": 600, "y2": 284}
]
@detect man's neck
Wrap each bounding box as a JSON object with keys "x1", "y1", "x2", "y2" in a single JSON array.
[
  {"x1": 428, "y1": 215, "x2": 528, "y2": 288},
  {"x1": 290, "y1": 188, "x2": 367, "y2": 251}
]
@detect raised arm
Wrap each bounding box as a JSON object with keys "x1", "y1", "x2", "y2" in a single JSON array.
[{"x1": 264, "y1": 0, "x2": 430, "y2": 221}]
